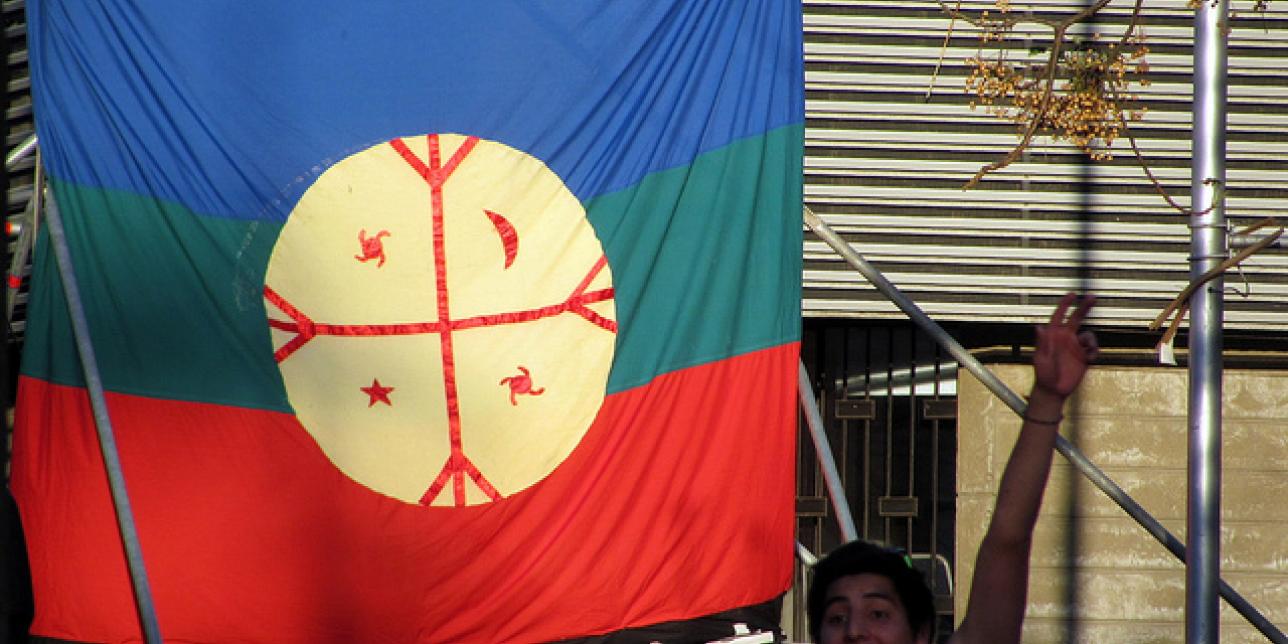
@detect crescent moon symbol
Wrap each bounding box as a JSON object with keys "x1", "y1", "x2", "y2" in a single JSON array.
[{"x1": 485, "y1": 209, "x2": 518, "y2": 269}]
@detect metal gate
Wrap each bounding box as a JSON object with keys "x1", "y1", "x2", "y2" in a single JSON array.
[{"x1": 796, "y1": 319, "x2": 959, "y2": 640}]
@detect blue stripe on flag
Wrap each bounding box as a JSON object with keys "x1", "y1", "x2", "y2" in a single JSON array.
[{"x1": 30, "y1": 0, "x2": 802, "y2": 221}]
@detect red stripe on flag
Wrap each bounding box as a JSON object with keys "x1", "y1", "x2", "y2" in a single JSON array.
[
  {"x1": 388, "y1": 138, "x2": 430, "y2": 180},
  {"x1": 267, "y1": 290, "x2": 616, "y2": 340},
  {"x1": 440, "y1": 136, "x2": 479, "y2": 182},
  {"x1": 570, "y1": 256, "x2": 608, "y2": 299},
  {"x1": 11, "y1": 342, "x2": 797, "y2": 643}
]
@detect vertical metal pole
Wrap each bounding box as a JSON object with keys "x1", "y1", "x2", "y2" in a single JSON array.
[
  {"x1": 8, "y1": 158, "x2": 41, "y2": 320},
  {"x1": 1189, "y1": 3, "x2": 1227, "y2": 642},
  {"x1": 799, "y1": 361, "x2": 860, "y2": 543},
  {"x1": 45, "y1": 194, "x2": 163, "y2": 644}
]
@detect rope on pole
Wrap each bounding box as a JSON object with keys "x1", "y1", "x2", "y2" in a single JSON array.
[
  {"x1": 45, "y1": 193, "x2": 163, "y2": 644},
  {"x1": 803, "y1": 206, "x2": 1286, "y2": 644}
]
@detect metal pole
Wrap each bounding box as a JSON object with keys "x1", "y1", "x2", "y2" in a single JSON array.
[
  {"x1": 45, "y1": 194, "x2": 163, "y2": 644},
  {"x1": 8, "y1": 156, "x2": 42, "y2": 321},
  {"x1": 795, "y1": 540, "x2": 819, "y2": 567},
  {"x1": 6, "y1": 189, "x2": 37, "y2": 320},
  {"x1": 5, "y1": 133, "x2": 38, "y2": 169},
  {"x1": 799, "y1": 362, "x2": 859, "y2": 543},
  {"x1": 804, "y1": 207, "x2": 1285, "y2": 643},
  {"x1": 1189, "y1": 3, "x2": 1228, "y2": 641}
]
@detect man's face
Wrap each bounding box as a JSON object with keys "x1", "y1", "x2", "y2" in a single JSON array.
[{"x1": 818, "y1": 573, "x2": 929, "y2": 644}]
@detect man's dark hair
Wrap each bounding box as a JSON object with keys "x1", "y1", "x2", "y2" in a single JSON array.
[{"x1": 806, "y1": 540, "x2": 935, "y2": 642}]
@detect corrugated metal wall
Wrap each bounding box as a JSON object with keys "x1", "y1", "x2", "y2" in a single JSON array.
[
  {"x1": 803, "y1": 0, "x2": 1288, "y2": 331},
  {"x1": 5, "y1": 0, "x2": 31, "y2": 342}
]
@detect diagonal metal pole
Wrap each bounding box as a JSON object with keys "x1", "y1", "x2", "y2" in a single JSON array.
[
  {"x1": 5, "y1": 133, "x2": 38, "y2": 169},
  {"x1": 798, "y1": 362, "x2": 859, "y2": 543},
  {"x1": 804, "y1": 206, "x2": 1285, "y2": 644},
  {"x1": 45, "y1": 193, "x2": 163, "y2": 644},
  {"x1": 795, "y1": 540, "x2": 818, "y2": 567}
]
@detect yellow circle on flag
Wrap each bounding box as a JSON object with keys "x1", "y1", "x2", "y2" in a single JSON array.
[{"x1": 264, "y1": 134, "x2": 617, "y2": 506}]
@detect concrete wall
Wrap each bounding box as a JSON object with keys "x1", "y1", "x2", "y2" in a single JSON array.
[{"x1": 957, "y1": 364, "x2": 1288, "y2": 643}]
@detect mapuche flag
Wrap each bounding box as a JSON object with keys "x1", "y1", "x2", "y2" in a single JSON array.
[{"x1": 14, "y1": 2, "x2": 802, "y2": 642}]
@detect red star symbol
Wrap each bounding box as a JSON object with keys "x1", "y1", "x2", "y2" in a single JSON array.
[{"x1": 360, "y1": 378, "x2": 394, "y2": 407}]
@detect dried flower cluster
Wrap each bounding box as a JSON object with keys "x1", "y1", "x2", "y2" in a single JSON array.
[{"x1": 963, "y1": 3, "x2": 1149, "y2": 162}]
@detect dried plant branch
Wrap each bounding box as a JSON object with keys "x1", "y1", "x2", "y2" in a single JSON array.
[
  {"x1": 1149, "y1": 222, "x2": 1284, "y2": 331},
  {"x1": 963, "y1": 25, "x2": 1067, "y2": 189},
  {"x1": 950, "y1": 0, "x2": 1261, "y2": 213},
  {"x1": 1121, "y1": 0, "x2": 1148, "y2": 44},
  {"x1": 958, "y1": 0, "x2": 1151, "y2": 189},
  {"x1": 1119, "y1": 112, "x2": 1189, "y2": 213},
  {"x1": 936, "y1": 1, "x2": 1027, "y2": 29},
  {"x1": 1063, "y1": 0, "x2": 1116, "y2": 27},
  {"x1": 1108, "y1": 62, "x2": 1233, "y2": 219},
  {"x1": 1157, "y1": 301, "x2": 1188, "y2": 356},
  {"x1": 927, "y1": 0, "x2": 963, "y2": 100},
  {"x1": 937, "y1": 0, "x2": 1113, "y2": 29}
]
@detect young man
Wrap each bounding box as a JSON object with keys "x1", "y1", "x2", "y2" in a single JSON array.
[{"x1": 809, "y1": 293, "x2": 1099, "y2": 644}]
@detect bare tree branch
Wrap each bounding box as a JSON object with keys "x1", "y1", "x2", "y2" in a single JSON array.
[
  {"x1": 1116, "y1": 98, "x2": 1190, "y2": 214},
  {"x1": 1121, "y1": 0, "x2": 1148, "y2": 44}
]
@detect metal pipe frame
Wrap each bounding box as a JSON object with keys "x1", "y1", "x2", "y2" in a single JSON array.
[
  {"x1": 7, "y1": 152, "x2": 43, "y2": 323},
  {"x1": 5, "y1": 134, "x2": 38, "y2": 169},
  {"x1": 795, "y1": 540, "x2": 819, "y2": 567},
  {"x1": 804, "y1": 206, "x2": 1285, "y2": 643},
  {"x1": 1189, "y1": 2, "x2": 1229, "y2": 641},
  {"x1": 46, "y1": 194, "x2": 163, "y2": 644},
  {"x1": 6, "y1": 185, "x2": 37, "y2": 321},
  {"x1": 798, "y1": 362, "x2": 860, "y2": 543}
]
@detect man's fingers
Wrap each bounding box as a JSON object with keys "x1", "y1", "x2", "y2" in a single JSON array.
[
  {"x1": 1049, "y1": 292, "x2": 1077, "y2": 326},
  {"x1": 1078, "y1": 330, "x2": 1098, "y2": 349},
  {"x1": 1078, "y1": 331, "x2": 1100, "y2": 360},
  {"x1": 1067, "y1": 293, "x2": 1097, "y2": 328}
]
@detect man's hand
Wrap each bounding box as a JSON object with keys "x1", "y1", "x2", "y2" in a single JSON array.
[{"x1": 1032, "y1": 293, "x2": 1099, "y2": 399}]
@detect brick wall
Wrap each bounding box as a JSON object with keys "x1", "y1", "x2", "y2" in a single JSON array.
[{"x1": 957, "y1": 364, "x2": 1288, "y2": 643}]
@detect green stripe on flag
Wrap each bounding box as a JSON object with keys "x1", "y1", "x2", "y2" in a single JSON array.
[
  {"x1": 22, "y1": 124, "x2": 801, "y2": 408},
  {"x1": 588, "y1": 124, "x2": 803, "y2": 394},
  {"x1": 22, "y1": 181, "x2": 290, "y2": 411}
]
